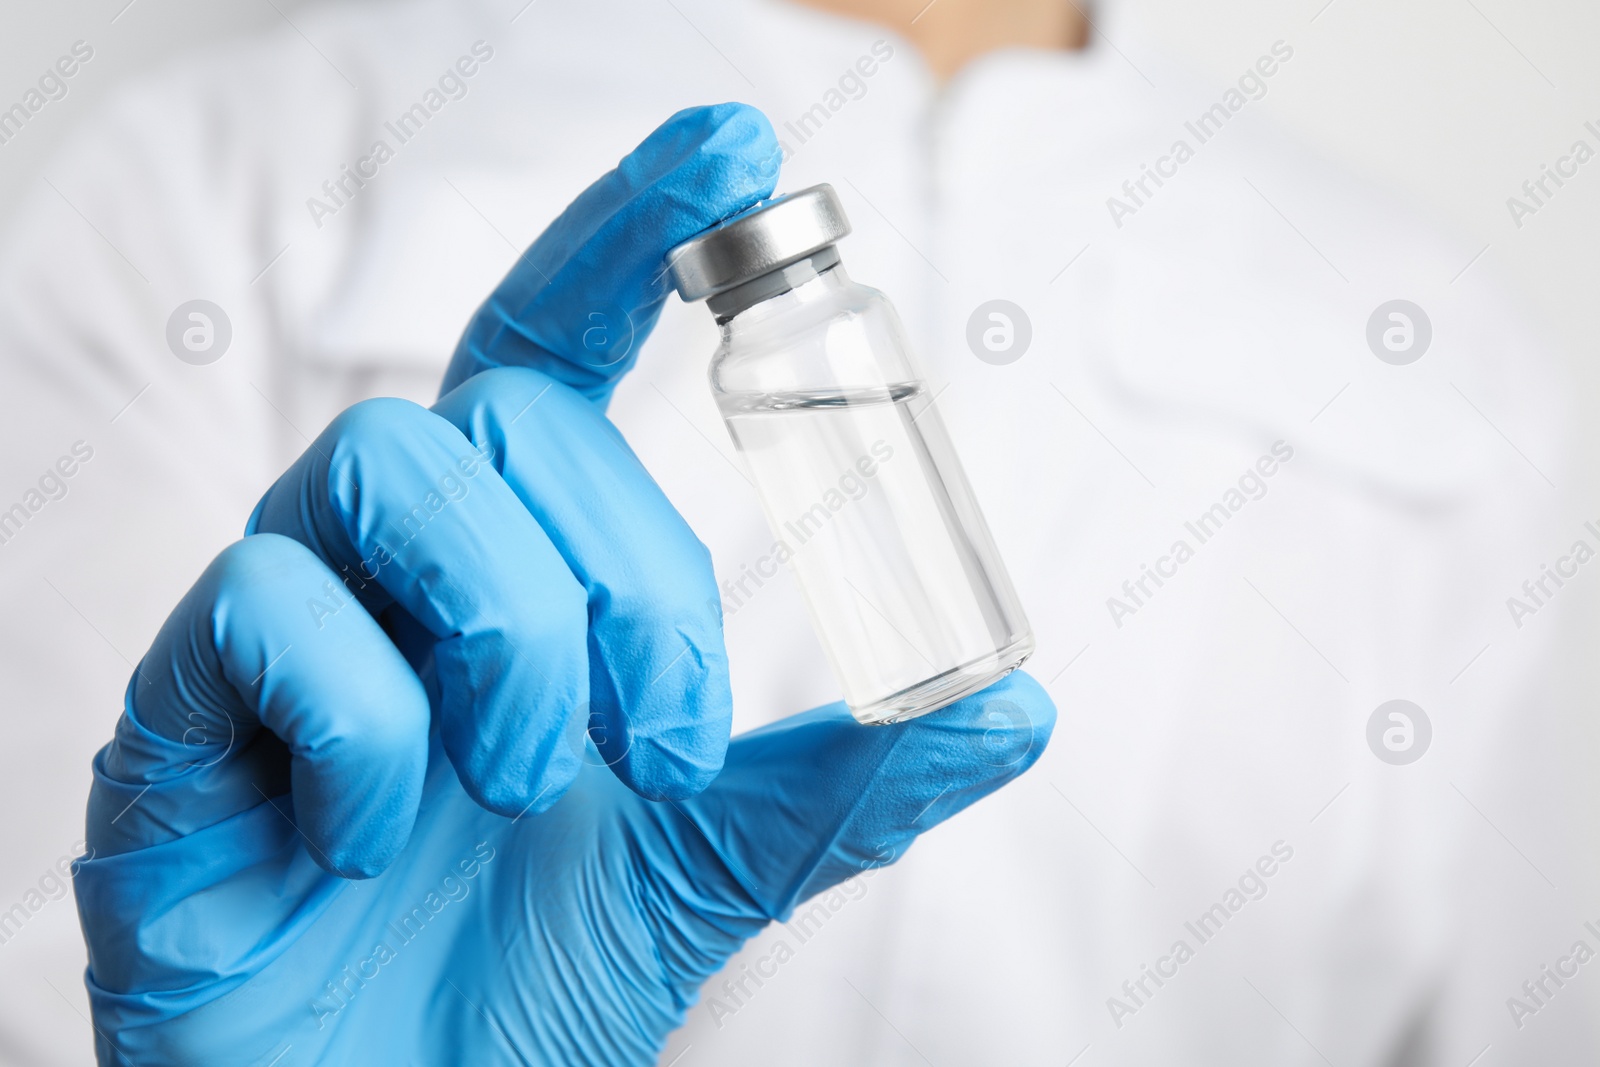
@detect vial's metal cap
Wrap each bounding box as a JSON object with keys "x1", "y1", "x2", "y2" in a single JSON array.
[{"x1": 666, "y1": 184, "x2": 851, "y2": 303}]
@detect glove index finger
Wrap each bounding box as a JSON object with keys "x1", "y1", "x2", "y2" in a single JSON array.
[{"x1": 441, "y1": 101, "x2": 781, "y2": 405}]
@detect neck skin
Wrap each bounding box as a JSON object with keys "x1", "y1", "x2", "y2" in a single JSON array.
[{"x1": 793, "y1": 0, "x2": 1090, "y2": 81}]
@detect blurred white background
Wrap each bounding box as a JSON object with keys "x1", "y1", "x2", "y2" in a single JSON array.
[
  {"x1": 0, "y1": 4, "x2": 1591, "y2": 287},
  {"x1": 2, "y1": 0, "x2": 1594, "y2": 476}
]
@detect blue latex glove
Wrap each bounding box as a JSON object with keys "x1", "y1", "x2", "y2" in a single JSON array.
[{"x1": 74, "y1": 103, "x2": 1056, "y2": 1065}]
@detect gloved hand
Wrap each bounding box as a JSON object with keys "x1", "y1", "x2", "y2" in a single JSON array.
[{"x1": 74, "y1": 103, "x2": 1056, "y2": 1066}]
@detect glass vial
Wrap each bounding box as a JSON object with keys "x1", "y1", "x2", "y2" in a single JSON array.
[{"x1": 667, "y1": 184, "x2": 1032, "y2": 724}]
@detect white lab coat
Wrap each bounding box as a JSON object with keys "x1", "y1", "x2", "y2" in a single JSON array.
[{"x1": 0, "y1": 0, "x2": 1594, "y2": 1063}]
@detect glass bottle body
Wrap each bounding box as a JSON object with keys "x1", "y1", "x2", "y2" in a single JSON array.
[{"x1": 711, "y1": 265, "x2": 1033, "y2": 724}]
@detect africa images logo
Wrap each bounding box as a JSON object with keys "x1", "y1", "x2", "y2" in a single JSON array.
[
  {"x1": 1365, "y1": 700, "x2": 1431, "y2": 765},
  {"x1": 166, "y1": 300, "x2": 232, "y2": 365}
]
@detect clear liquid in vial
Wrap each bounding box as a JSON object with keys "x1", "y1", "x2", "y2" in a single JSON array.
[{"x1": 720, "y1": 383, "x2": 1033, "y2": 723}]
